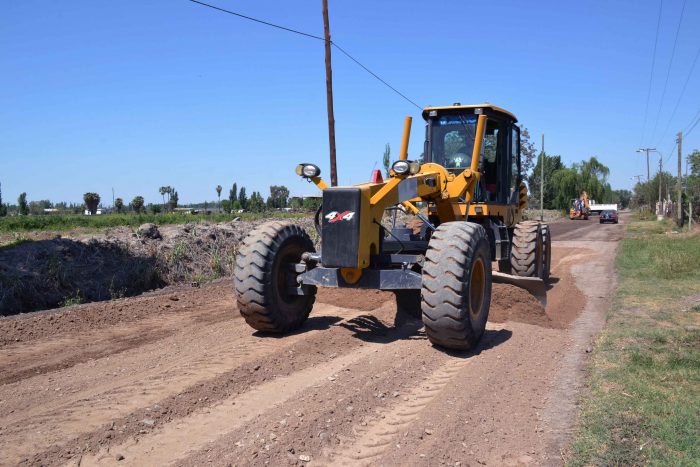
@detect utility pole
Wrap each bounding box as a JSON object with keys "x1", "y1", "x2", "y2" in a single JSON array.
[
  {"x1": 631, "y1": 175, "x2": 644, "y2": 184},
  {"x1": 322, "y1": 0, "x2": 338, "y2": 186},
  {"x1": 677, "y1": 131, "x2": 683, "y2": 226},
  {"x1": 636, "y1": 147, "x2": 654, "y2": 181},
  {"x1": 658, "y1": 156, "x2": 663, "y2": 210},
  {"x1": 540, "y1": 132, "x2": 544, "y2": 222}
]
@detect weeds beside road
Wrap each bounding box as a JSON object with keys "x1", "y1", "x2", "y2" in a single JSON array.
[
  {"x1": 0, "y1": 216, "x2": 316, "y2": 315},
  {"x1": 570, "y1": 220, "x2": 700, "y2": 465},
  {"x1": 0, "y1": 212, "x2": 306, "y2": 233}
]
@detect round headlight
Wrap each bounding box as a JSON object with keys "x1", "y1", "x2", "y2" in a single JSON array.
[
  {"x1": 302, "y1": 164, "x2": 320, "y2": 177},
  {"x1": 296, "y1": 163, "x2": 321, "y2": 178},
  {"x1": 392, "y1": 160, "x2": 410, "y2": 175}
]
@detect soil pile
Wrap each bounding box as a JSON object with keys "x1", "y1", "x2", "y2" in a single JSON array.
[
  {"x1": 489, "y1": 283, "x2": 553, "y2": 327},
  {"x1": 0, "y1": 218, "x2": 315, "y2": 315}
]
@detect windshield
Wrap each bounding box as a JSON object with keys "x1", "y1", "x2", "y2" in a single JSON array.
[{"x1": 429, "y1": 115, "x2": 478, "y2": 169}]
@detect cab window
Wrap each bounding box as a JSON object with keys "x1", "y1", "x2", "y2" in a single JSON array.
[
  {"x1": 510, "y1": 126, "x2": 520, "y2": 200},
  {"x1": 429, "y1": 115, "x2": 477, "y2": 169}
]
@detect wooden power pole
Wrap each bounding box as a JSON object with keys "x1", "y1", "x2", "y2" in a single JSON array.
[
  {"x1": 677, "y1": 131, "x2": 683, "y2": 226},
  {"x1": 540, "y1": 132, "x2": 544, "y2": 221},
  {"x1": 658, "y1": 156, "x2": 663, "y2": 211},
  {"x1": 322, "y1": 0, "x2": 338, "y2": 186}
]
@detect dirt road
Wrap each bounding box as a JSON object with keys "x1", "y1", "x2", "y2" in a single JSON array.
[{"x1": 0, "y1": 216, "x2": 624, "y2": 466}]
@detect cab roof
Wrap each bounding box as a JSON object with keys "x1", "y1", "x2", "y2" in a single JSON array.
[{"x1": 422, "y1": 103, "x2": 517, "y2": 122}]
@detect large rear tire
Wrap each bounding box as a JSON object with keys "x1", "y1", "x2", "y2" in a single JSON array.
[
  {"x1": 510, "y1": 221, "x2": 543, "y2": 278},
  {"x1": 234, "y1": 221, "x2": 316, "y2": 333},
  {"x1": 421, "y1": 222, "x2": 492, "y2": 350}
]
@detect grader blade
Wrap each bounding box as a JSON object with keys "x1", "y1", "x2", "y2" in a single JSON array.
[{"x1": 492, "y1": 271, "x2": 547, "y2": 306}]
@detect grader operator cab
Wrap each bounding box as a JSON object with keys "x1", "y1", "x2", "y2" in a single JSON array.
[{"x1": 234, "y1": 104, "x2": 551, "y2": 350}]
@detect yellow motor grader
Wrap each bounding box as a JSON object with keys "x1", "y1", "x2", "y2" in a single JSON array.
[{"x1": 234, "y1": 104, "x2": 550, "y2": 350}]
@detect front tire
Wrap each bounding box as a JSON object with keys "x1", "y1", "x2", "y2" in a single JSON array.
[
  {"x1": 234, "y1": 221, "x2": 316, "y2": 333},
  {"x1": 421, "y1": 222, "x2": 492, "y2": 350}
]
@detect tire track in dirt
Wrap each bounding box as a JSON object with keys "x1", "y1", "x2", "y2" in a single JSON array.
[
  {"x1": 0, "y1": 303, "x2": 232, "y2": 385},
  {"x1": 173, "y1": 325, "x2": 515, "y2": 467},
  {"x1": 318, "y1": 357, "x2": 471, "y2": 466},
  {"x1": 0, "y1": 304, "x2": 364, "y2": 465},
  {"x1": 79, "y1": 339, "x2": 396, "y2": 466},
  {"x1": 0, "y1": 281, "x2": 232, "y2": 347},
  {"x1": 1, "y1": 231, "x2": 612, "y2": 467}
]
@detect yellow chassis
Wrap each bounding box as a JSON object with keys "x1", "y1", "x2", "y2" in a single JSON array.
[{"x1": 304, "y1": 116, "x2": 526, "y2": 280}]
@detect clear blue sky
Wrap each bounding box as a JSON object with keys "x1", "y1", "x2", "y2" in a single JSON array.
[{"x1": 2, "y1": 0, "x2": 699, "y2": 205}]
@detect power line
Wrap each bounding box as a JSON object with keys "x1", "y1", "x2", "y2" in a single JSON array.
[
  {"x1": 662, "y1": 109, "x2": 699, "y2": 165},
  {"x1": 650, "y1": 0, "x2": 687, "y2": 142},
  {"x1": 665, "y1": 141, "x2": 676, "y2": 164},
  {"x1": 188, "y1": 0, "x2": 325, "y2": 40},
  {"x1": 331, "y1": 43, "x2": 422, "y2": 110},
  {"x1": 685, "y1": 109, "x2": 700, "y2": 137},
  {"x1": 656, "y1": 43, "x2": 700, "y2": 144},
  {"x1": 640, "y1": 0, "x2": 664, "y2": 145},
  {"x1": 685, "y1": 108, "x2": 700, "y2": 132},
  {"x1": 187, "y1": 0, "x2": 422, "y2": 110}
]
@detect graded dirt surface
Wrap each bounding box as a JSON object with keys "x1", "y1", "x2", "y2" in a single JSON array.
[{"x1": 0, "y1": 215, "x2": 624, "y2": 466}]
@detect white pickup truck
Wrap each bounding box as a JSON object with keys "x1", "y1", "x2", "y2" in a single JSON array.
[{"x1": 588, "y1": 201, "x2": 618, "y2": 215}]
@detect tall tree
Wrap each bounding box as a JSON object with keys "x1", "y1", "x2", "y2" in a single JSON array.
[
  {"x1": 0, "y1": 182, "x2": 7, "y2": 217},
  {"x1": 268, "y1": 185, "x2": 290, "y2": 209},
  {"x1": 238, "y1": 187, "x2": 248, "y2": 210},
  {"x1": 168, "y1": 188, "x2": 179, "y2": 211},
  {"x1": 519, "y1": 127, "x2": 537, "y2": 175},
  {"x1": 689, "y1": 149, "x2": 700, "y2": 175},
  {"x1": 114, "y1": 197, "x2": 124, "y2": 214},
  {"x1": 18, "y1": 192, "x2": 29, "y2": 216},
  {"x1": 632, "y1": 172, "x2": 676, "y2": 209},
  {"x1": 159, "y1": 186, "x2": 168, "y2": 208},
  {"x1": 574, "y1": 156, "x2": 611, "y2": 203},
  {"x1": 549, "y1": 167, "x2": 579, "y2": 210},
  {"x1": 229, "y1": 183, "x2": 238, "y2": 203},
  {"x1": 382, "y1": 143, "x2": 391, "y2": 177},
  {"x1": 528, "y1": 153, "x2": 565, "y2": 209},
  {"x1": 611, "y1": 189, "x2": 632, "y2": 209},
  {"x1": 216, "y1": 184, "x2": 222, "y2": 211},
  {"x1": 83, "y1": 192, "x2": 100, "y2": 215},
  {"x1": 249, "y1": 191, "x2": 266, "y2": 212},
  {"x1": 131, "y1": 195, "x2": 145, "y2": 214}
]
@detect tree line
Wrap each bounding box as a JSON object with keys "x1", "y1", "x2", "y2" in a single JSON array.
[
  {"x1": 0, "y1": 181, "x2": 322, "y2": 217},
  {"x1": 219, "y1": 183, "x2": 318, "y2": 213},
  {"x1": 526, "y1": 154, "x2": 631, "y2": 209},
  {"x1": 630, "y1": 149, "x2": 700, "y2": 219}
]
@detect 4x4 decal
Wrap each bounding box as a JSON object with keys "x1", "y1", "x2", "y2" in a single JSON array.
[{"x1": 325, "y1": 211, "x2": 356, "y2": 223}]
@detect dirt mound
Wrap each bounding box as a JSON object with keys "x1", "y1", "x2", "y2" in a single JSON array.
[
  {"x1": 0, "y1": 218, "x2": 316, "y2": 315},
  {"x1": 489, "y1": 283, "x2": 554, "y2": 327},
  {"x1": 0, "y1": 237, "x2": 163, "y2": 316}
]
